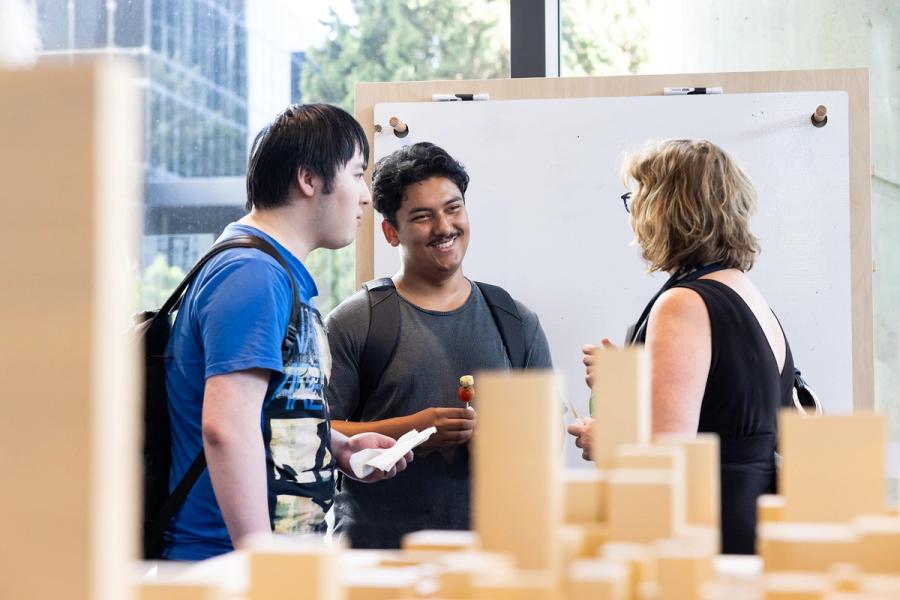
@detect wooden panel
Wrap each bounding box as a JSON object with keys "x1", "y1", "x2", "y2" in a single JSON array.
[
  {"x1": 248, "y1": 543, "x2": 344, "y2": 600},
  {"x1": 0, "y1": 60, "x2": 141, "y2": 600},
  {"x1": 654, "y1": 539, "x2": 715, "y2": 600},
  {"x1": 591, "y1": 348, "x2": 651, "y2": 469},
  {"x1": 607, "y1": 469, "x2": 685, "y2": 544},
  {"x1": 355, "y1": 68, "x2": 871, "y2": 410},
  {"x1": 780, "y1": 412, "x2": 886, "y2": 522},
  {"x1": 562, "y1": 468, "x2": 608, "y2": 524},
  {"x1": 657, "y1": 434, "x2": 720, "y2": 530},
  {"x1": 600, "y1": 542, "x2": 656, "y2": 600},
  {"x1": 138, "y1": 583, "x2": 223, "y2": 600},
  {"x1": 759, "y1": 523, "x2": 859, "y2": 572},
  {"x1": 473, "y1": 370, "x2": 562, "y2": 571},
  {"x1": 566, "y1": 560, "x2": 628, "y2": 600}
]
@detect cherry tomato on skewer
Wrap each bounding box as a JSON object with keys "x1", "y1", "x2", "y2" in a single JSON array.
[{"x1": 457, "y1": 375, "x2": 475, "y2": 405}]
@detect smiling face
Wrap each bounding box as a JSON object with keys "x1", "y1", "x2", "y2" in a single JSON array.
[{"x1": 381, "y1": 176, "x2": 470, "y2": 279}]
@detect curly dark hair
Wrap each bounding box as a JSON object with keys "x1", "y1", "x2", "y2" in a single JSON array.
[{"x1": 372, "y1": 142, "x2": 470, "y2": 225}]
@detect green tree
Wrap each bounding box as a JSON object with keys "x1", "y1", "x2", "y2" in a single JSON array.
[
  {"x1": 299, "y1": 0, "x2": 510, "y2": 312},
  {"x1": 141, "y1": 254, "x2": 187, "y2": 309},
  {"x1": 305, "y1": 242, "x2": 357, "y2": 315},
  {"x1": 300, "y1": 0, "x2": 510, "y2": 110},
  {"x1": 298, "y1": 0, "x2": 649, "y2": 314},
  {"x1": 561, "y1": 0, "x2": 649, "y2": 76}
]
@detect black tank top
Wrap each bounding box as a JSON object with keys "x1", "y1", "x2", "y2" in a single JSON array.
[{"x1": 675, "y1": 279, "x2": 794, "y2": 555}]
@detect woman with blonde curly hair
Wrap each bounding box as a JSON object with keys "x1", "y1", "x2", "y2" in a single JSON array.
[{"x1": 569, "y1": 139, "x2": 795, "y2": 555}]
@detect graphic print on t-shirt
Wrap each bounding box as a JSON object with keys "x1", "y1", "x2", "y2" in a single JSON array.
[{"x1": 264, "y1": 304, "x2": 335, "y2": 534}]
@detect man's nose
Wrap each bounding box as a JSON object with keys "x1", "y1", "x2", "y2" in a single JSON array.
[{"x1": 434, "y1": 212, "x2": 454, "y2": 234}]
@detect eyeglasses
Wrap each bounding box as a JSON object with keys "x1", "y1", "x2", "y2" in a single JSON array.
[{"x1": 621, "y1": 192, "x2": 632, "y2": 214}]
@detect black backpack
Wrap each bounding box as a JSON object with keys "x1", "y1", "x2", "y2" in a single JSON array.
[
  {"x1": 137, "y1": 234, "x2": 301, "y2": 559},
  {"x1": 350, "y1": 277, "x2": 527, "y2": 422}
]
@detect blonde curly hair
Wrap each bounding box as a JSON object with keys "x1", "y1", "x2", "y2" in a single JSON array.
[{"x1": 623, "y1": 139, "x2": 760, "y2": 273}]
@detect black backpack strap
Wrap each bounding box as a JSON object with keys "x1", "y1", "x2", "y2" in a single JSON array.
[
  {"x1": 352, "y1": 279, "x2": 527, "y2": 425},
  {"x1": 353, "y1": 277, "x2": 400, "y2": 422},
  {"x1": 162, "y1": 235, "x2": 302, "y2": 360},
  {"x1": 144, "y1": 451, "x2": 207, "y2": 555},
  {"x1": 145, "y1": 233, "x2": 302, "y2": 555},
  {"x1": 148, "y1": 235, "x2": 302, "y2": 355},
  {"x1": 475, "y1": 281, "x2": 527, "y2": 368}
]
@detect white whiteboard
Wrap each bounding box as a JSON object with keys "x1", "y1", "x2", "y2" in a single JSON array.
[{"x1": 372, "y1": 93, "x2": 852, "y2": 440}]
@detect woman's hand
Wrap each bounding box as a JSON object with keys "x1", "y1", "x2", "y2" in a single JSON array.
[
  {"x1": 566, "y1": 418, "x2": 594, "y2": 461},
  {"x1": 582, "y1": 338, "x2": 617, "y2": 389}
]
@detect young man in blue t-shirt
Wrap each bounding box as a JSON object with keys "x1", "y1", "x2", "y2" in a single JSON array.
[{"x1": 163, "y1": 104, "x2": 411, "y2": 561}]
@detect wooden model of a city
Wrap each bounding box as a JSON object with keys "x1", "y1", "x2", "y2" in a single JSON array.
[{"x1": 139, "y1": 348, "x2": 900, "y2": 600}]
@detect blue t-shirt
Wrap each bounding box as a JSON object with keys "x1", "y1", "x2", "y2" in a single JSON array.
[{"x1": 162, "y1": 223, "x2": 335, "y2": 561}]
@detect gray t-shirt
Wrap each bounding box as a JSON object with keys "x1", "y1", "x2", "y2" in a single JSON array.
[{"x1": 325, "y1": 280, "x2": 553, "y2": 548}]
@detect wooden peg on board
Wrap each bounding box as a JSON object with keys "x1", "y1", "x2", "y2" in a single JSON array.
[
  {"x1": 374, "y1": 123, "x2": 383, "y2": 133},
  {"x1": 389, "y1": 116, "x2": 409, "y2": 138},
  {"x1": 811, "y1": 104, "x2": 828, "y2": 127}
]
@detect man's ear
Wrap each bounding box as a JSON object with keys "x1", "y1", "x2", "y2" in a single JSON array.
[
  {"x1": 381, "y1": 219, "x2": 400, "y2": 247},
  {"x1": 295, "y1": 166, "x2": 318, "y2": 198}
]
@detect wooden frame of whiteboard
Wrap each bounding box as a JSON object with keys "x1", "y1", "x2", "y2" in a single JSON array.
[{"x1": 354, "y1": 69, "x2": 872, "y2": 410}]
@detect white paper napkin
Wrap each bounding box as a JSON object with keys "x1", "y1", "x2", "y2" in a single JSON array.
[{"x1": 348, "y1": 427, "x2": 437, "y2": 479}]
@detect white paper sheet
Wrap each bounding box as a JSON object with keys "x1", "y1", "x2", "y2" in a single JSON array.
[{"x1": 348, "y1": 427, "x2": 437, "y2": 479}]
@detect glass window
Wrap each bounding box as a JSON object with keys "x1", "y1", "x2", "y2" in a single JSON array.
[
  {"x1": 560, "y1": 0, "x2": 650, "y2": 76},
  {"x1": 73, "y1": 0, "x2": 107, "y2": 48},
  {"x1": 114, "y1": 0, "x2": 146, "y2": 47},
  {"x1": 35, "y1": 0, "x2": 70, "y2": 50},
  {"x1": 35, "y1": 0, "x2": 509, "y2": 312},
  {"x1": 297, "y1": 0, "x2": 511, "y2": 311},
  {"x1": 34, "y1": 0, "x2": 511, "y2": 316}
]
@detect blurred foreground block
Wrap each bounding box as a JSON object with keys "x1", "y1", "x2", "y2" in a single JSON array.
[
  {"x1": 658, "y1": 433, "x2": 720, "y2": 530},
  {"x1": 401, "y1": 529, "x2": 479, "y2": 553},
  {"x1": 248, "y1": 538, "x2": 343, "y2": 600},
  {"x1": 474, "y1": 370, "x2": 562, "y2": 571},
  {"x1": 780, "y1": 413, "x2": 885, "y2": 522},
  {"x1": 138, "y1": 582, "x2": 223, "y2": 600},
  {"x1": 591, "y1": 348, "x2": 650, "y2": 469},
  {"x1": 0, "y1": 60, "x2": 141, "y2": 600},
  {"x1": 563, "y1": 468, "x2": 608, "y2": 524}
]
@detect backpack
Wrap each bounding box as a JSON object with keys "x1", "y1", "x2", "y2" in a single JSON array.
[
  {"x1": 136, "y1": 234, "x2": 301, "y2": 559},
  {"x1": 350, "y1": 277, "x2": 527, "y2": 422}
]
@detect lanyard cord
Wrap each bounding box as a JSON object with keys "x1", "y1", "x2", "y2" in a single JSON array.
[{"x1": 626, "y1": 262, "x2": 730, "y2": 345}]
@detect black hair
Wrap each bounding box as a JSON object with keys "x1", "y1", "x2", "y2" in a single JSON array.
[
  {"x1": 245, "y1": 103, "x2": 370, "y2": 210},
  {"x1": 372, "y1": 142, "x2": 470, "y2": 225}
]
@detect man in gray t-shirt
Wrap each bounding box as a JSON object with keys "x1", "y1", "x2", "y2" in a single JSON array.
[{"x1": 325, "y1": 142, "x2": 553, "y2": 549}]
